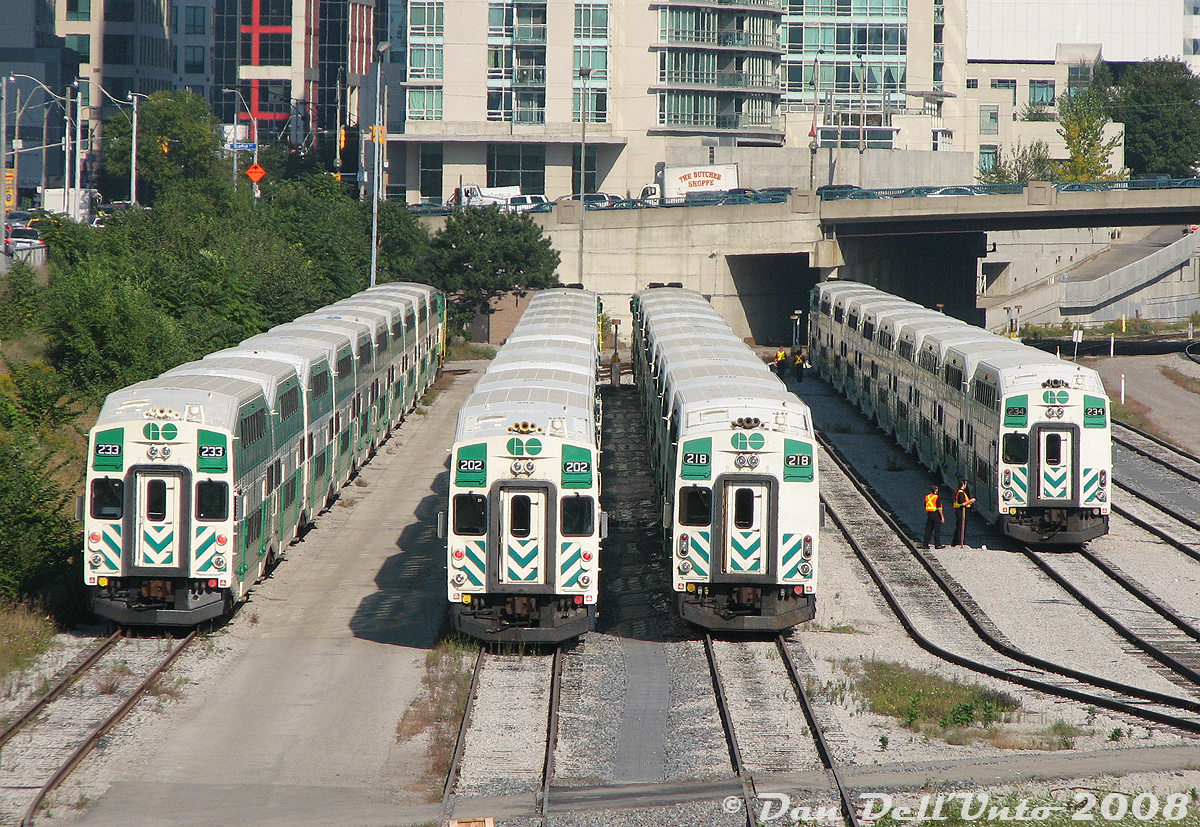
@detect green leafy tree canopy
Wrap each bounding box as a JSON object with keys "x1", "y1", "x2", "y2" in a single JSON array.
[
  {"x1": 1054, "y1": 88, "x2": 1124, "y2": 181},
  {"x1": 1109, "y1": 58, "x2": 1200, "y2": 177},
  {"x1": 978, "y1": 139, "x2": 1055, "y2": 185}
]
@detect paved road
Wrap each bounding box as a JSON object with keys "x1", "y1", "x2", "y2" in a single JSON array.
[
  {"x1": 1063, "y1": 225, "x2": 1187, "y2": 283},
  {"x1": 74, "y1": 364, "x2": 482, "y2": 827},
  {"x1": 1094, "y1": 353, "x2": 1200, "y2": 454}
]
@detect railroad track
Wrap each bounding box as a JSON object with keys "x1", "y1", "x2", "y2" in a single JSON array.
[
  {"x1": 1110, "y1": 420, "x2": 1200, "y2": 564},
  {"x1": 439, "y1": 645, "x2": 563, "y2": 825},
  {"x1": 816, "y1": 429, "x2": 1200, "y2": 735},
  {"x1": 0, "y1": 631, "x2": 194, "y2": 827}
]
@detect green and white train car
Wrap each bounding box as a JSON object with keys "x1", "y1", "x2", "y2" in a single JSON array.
[
  {"x1": 632, "y1": 287, "x2": 820, "y2": 631},
  {"x1": 82, "y1": 282, "x2": 446, "y2": 625},
  {"x1": 444, "y1": 288, "x2": 604, "y2": 643},
  {"x1": 811, "y1": 281, "x2": 1111, "y2": 545}
]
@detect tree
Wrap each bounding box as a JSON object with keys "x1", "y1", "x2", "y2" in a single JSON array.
[
  {"x1": 1109, "y1": 59, "x2": 1200, "y2": 177},
  {"x1": 426, "y1": 207, "x2": 561, "y2": 331},
  {"x1": 99, "y1": 90, "x2": 225, "y2": 199},
  {"x1": 1054, "y1": 88, "x2": 1124, "y2": 181},
  {"x1": 978, "y1": 140, "x2": 1054, "y2": 185}
]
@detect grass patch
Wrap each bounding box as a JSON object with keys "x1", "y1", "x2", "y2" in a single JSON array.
[
  {"x1": 0, "y1": 602, "x2": 56, "y2": 688},
  {"x1": 448, "y1": 340, "x2": 496, "y2": 361},
  {"x1": 396, "y1": 635, "x2": 480, "y2": 800},
  {"x1": 1161, "y1": 364, "x2": 1200, "y2": 396}
]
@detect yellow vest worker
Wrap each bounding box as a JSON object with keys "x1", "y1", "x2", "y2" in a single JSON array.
[{"x1": 922, "y1": 485, "x2": 944, "y2": 548}]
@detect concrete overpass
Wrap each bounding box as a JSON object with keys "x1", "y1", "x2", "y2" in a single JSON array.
[{"x1": 434, "y1": 184, "x2": 1200, "y2": 344}]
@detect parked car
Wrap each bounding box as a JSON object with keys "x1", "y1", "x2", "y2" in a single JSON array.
[
  {"x1": 925, "y1": 185, "x2": 977, "y2": 197},
  {"x1": 502, "y1": 194, "x2": 550, "y2": 213},
  {"x1": 557, "y1": 192, "x2": 624, "y2": 207},
  {"x1": 5, "y1": 210, "x2": 34, "y2": 228},
  {"x1": 5, "y1": 225, "x2": 44, "y2": 255},
  {"x1": 815, "y1": 183, "x2": 864, "y2": 200}
]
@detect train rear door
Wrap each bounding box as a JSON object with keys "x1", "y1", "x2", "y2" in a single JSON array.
[
  {"x1": 499, "y1": 488, "x2": 546, "y2": 584},
  {"x1": 1032, "y1": 425, "x2": 1077, "y2": 504},
  {"x1": 134, "y1": 470, "x2": 185, "y2": 569},
  {"x1": 721, "y1": 480, "x2": 767, "y2": 574}
]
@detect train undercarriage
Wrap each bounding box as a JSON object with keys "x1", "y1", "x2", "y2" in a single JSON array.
[
  {"x1": 678, "y1": 585, "x2": 816, "y2": 632},
  {"x1": 451, "y1": 594, "x2": 595, "y2": 643},
  {"x1": 92, "y1": 577, "x2": 230, "y2": 626}
]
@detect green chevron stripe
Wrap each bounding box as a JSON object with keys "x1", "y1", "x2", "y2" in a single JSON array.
[
  {"x1": 508, "y1": 543, "x2": 538, "y2": 567},
  {"x1": 143, "y1": 531, "x2": 174, "y2": 553}
]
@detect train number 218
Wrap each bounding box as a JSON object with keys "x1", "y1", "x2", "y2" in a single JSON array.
[
  {"x1": 683, "y1": 452, "x2": 709, "y2": 465},
  {"x1": 785, "y1": 454, "x2": 812, "y2": 467}
]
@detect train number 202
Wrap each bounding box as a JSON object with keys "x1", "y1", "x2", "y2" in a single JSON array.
[
  {"x1": 458, "y1": 459, "x2": 484, "y2": 472},
  {"x1": 785, "y1": 454, "x2": 812, "y2": 467},
  {"x1": 563, "y1": 461, "x2": 590, "y2": 474}
]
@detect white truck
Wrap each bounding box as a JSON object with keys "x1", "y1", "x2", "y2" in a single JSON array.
[
  {"x1": 446, "y1": 184, "x2": 522, "y2": 207},
  {"x1": 640, "y1": 163, "x2": 739, "y2": 203}
]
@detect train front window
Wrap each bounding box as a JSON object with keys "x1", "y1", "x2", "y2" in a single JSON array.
[
  {"x1": 196, "y1": 481, "x2": 229, "y2": 521},
  {"x1": 561, "y1": 496, "x2": 593, "y2": 537},
  {"x1": 90, "y1": 478, "x2": 124, "y2": 520},
  {"x1": 1002, "y1": 433, "x2": 1029, "y2": 465},
  {"x1": 146, "y1": 479, "x2": 167, "y2": 521},
  {"x1": 1045, "y1": 433, "x2": 1062, "y2": 465},
  {"x1": 733, "y1": 488, "x2": 755, "y2": 529},
  {"x1": 679, "y1": 487, "x2": 712, "y2": 526},
  {"x1": 453, "y1": 493, "x2": 487, "y2": 536},
  {"x1": 509, "y1": 495, "x2": 532, "y2": 538}
]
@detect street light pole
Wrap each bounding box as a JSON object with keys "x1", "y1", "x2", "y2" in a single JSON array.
[
  {"x1": 73, "y1": 81, "x2": 84, "y2": 220},
  {"x1": 127, "y1": 92, "x2": 147, "y2": 204},
  {"x1": 1, "y1": 76, "x2": 9, "y2": 214},
  {"x1": 577, "y1": 65, "x2": 592, "y2": 283},
  {"x1": 857, "y1": 51, "x2": 866, "y2": 155},
  {"x1": 370, "y1": 41, "x2": 391, "y2": 288},
  {"x1": 223, "y1": 87, "x2": 258, "y2": 197}
]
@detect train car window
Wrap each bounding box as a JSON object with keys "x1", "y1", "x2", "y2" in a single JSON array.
[
  {"x1": 196, "y1": 481, "x2": 229, "y2": 521},
  {"x1": 509, "y1": 495, "x2": 532, "y2": 538},
  {"x1": 453, "y1": 493, "x2": 488, "y2": 535},
  {"x1": 561, "y1": 496, "x2": 594, "y2": 537},
  {"x1": 847, "y1": 311, "x2": 859, "y2": 331},
  {"x1": 279, "y1": 386, "x2": 300, "y2": 421},
  {"x1": 862, "y1": 320, "x2": 875, "y2": 341},
  {"x1": 897, "y1": 340, "x2": 914, "y2": 361},
  {"x1": 146, "y1": 479, "x2": 167, "y2": 521},
  {"x1": 833, "y1": 306, "x2": 844, "y2": 323},
  {"x1": 90, "y1": 478, "x2": 124, "y2": 520},
  {"x1": 311, "y1": 368, "x2": 331, "y2": 400},
  {"x1": 733, "y1": 488, "x2": 754, "y2": 529},
  {"x1": 679, "y1": 487, "x2": 712, "y2": 526},
  {"x1": 357, "y1": 340, "x2": 371, "y2": 369},
  {"x1": 336, "y1": 354, "x2": 353, "y2": 380},
  {"x1": 1002, "y1": 433, "x2": 1029, "y2": 464},
  {"x1": 1045, "y1": 433, "x2": 1062, "y2": 465},
  {"x1": 820, "y1": 298, "x2": 831, "y2": 315},
  {"x1": 878, "y1": 329, "x2": 893, "y2": 351}
]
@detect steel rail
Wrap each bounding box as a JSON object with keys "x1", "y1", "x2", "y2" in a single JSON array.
[
  {"x1": 21, "y1": 631, "x2": 195, "y2": 827},
  {"x1": 1078, "y1": 549, "x2": 1200, "y2": 644},
  {"x1": 0, "y1": 631, "x2": 122, "y2": 750},
  {"x1": 703, "y1": 634, "x2": 755, "y2": 827},
  {"x1": 438, "y1": 646, "x2": 486, "y2": 827},
  {"x1": 1112, "y1": 428, "x2": 1200, "y2": 485},
  {"x1": 1113, "y1": 484, "x2": 1200, "y2": 565},
  {"x1": 1021, "y1": 548, "x2": 1200, "y2": 684},
  {"x1": 817, "y1": 431, "x2": 1200, "y2": 728},
  {"x1": 540, "y1": 644, "x2": 564, "y2": 820},
  {"x1": 775, "y1": 637, "x2": 861, "y2": 827}
]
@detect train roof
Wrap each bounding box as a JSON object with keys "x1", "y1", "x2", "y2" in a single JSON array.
[
  {"x1": 205, "y1": 343, "x2": 329, "y2": 388},
  {"x1": 489, "y1": 339, "x2": 597, "y2": 375},
  {"x1": 95, "y1": 374, "x2": 263, "y2": 432},
  {"x1": 162, "y1": 357, "x2": 298, "y2": 409},
  {"x1": 266, "y1": 323, "x2": 358, "y2": 352},
  {"x1": 976, "y1": 351, "x2": 1105, "y2": 394},
  {"x1": 472, "y1": 367, "x2": 591, "y2": 396},
  {"x1": 506, "y1": 320, "x2": 598, "y2": 347},
  {"x1": 296, "y1": 310, "x2": 387, "y2": 345},
  {"x1": 326, "y1": 298, "x2": 408, "y2": 333}
]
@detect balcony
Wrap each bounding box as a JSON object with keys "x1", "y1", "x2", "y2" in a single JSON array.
[
  {"x1": 934, "y1": 6, "x2": 944, "y2": 23},
  {"x1": 658, "y1": 70, "x2": 781, "y2": 91},
  {"x1": 932, "y1": 44, "x2": 944, "y2": 62},
  {"x1": 514, "y1": 24, "x2": 546, "y2": 44},
  {"x1": 661, "y1": 28, "x2": 782, "y2": 52},
  {"x1": 657, "y1": 111, "x2": 782, "y2": 132},
  {"x1": 653, "y1": 0, "x2": 782, "y2": 9},
  {"x1": 513, "y1": 66, "x2": 546, "y2": 86},
  {"x1": 512, "y1": 107, "x2": 545, "y2": 124}
]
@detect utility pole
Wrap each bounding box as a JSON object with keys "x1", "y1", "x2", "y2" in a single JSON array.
[
  {"x1": 577, "y1": 65, "x2": 592, "y2": 283},
  {"x1": 74, "y1": 81, "x2": 84, "y2": 220},
  {"x1": 1, "y1": 77, "x2": 8, "y2": 213},
  {"x1": 370, "y1": 41, "x2": 391, "y2": 288},
  {"x1": 128, "y1": 93, "x2": 145, "y2": 204}
]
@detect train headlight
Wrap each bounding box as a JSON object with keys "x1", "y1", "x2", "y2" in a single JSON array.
[
  {"x1": 1009, "y1": 507, "x2": 1018, "y2": 516},
  {"x1": 802, "y1": 535, "x2": 813, "y2": 559},
  {"x1": 523, "y1": 459, "x2": 535, "y2": 474},
  {"x1": 452, "y1": 572, "x2": 467, "y2": 586},
  {"x1": 678, "y1": 559, "x2": 693, "y2": 574},
  {"x1": 1002, "y1": 489, "x2": 1013, "y2": 501},
  {"x1": 1096, "y1": 490, "x2": 1107, "y2": 502},
  {"x1": 161, "y1": 446, "x2": 171, "y2": 458},
  {"x1": 579, "y1": 574, "x2": 591, "y2": 587},
  {"x1": 746, "y1": 454, "x2": 759, "y2": 468},
  {"x1": 799, "y1": 562, "x2": 812, "y2": 577},
  {"x1": 511, "y1": 460, "x2": 523, "y2": 475},
  {"x1": 213, "y1": 555, "x2": 227, "y2": 571},
  {"x1": 90, "y1": 553, "x2": 103, "y2": 567},
  {"x1": 1099, "y1": 470, "x2": 1107, "y2": 487}
]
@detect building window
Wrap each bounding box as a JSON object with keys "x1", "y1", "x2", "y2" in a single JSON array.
[
  {"x1": 184, "y1": 45, "x2": 205, "y2": 74},
  {"x1": 487, "y1": 143, "x2": 545, "y2": 195},
  {"x1": 1067, "y1": 64, "x2": 1092, "y2": 97},
  {"x1": 410, "y1": 1, "x2": 444, "y2": 37},
  {"x1": 487, "y1": 89, "x2": 513, "y2": 120},
  {"x1": 965, "y1": 78, "x2": 977, "y2": 89},
  {"x1": 419, "y1": 143, "x2": 443, "y2": 203},
  {"x1": 1029, "y1": 80, "x2": 1055, "y2": 104},
  {"x1": 487, "y1": 46, "x2": 512, "y2": 79},
  {"x1": 575, "y1": 3, "x2": 608, "y2": 38},
  {"x1": 248, "y1": 0, "x2": 290, "y2": 27},
  {"x1": 65, "y1": 34, "x2": 91, "y2": 63},
  {"x1": 407, "y1": 88, "x2": 442, "y2": 120},
  {"x1": 574, "y1": 46, "x2": 608, "y2": 82},
  {"x1": 241, "y1": 32, "x2": 290, "y2": 65},
  {"x1": 67, "y1": 0, "x2": 91, "y2": 21},
  {"x1": 514, "y1": 90, "x2": 545, "y2": 124},
  {"x1": 991, "y1": 78, "x2": 1016, "y2": 105},
  {"x1": 571, "y1": 145, "x2": 597, "y2": 194},
  {"x1": 103, "y1": 34, "x2": 136, "y2": 65},
  {"x1": 488, "y1": 2, "x2": 513, "y2": 37},
  {"x1": 104, "y1": 0, "x2": 134, "y2": 21},
  {"x1": 573, "y1": 90, "x2": 607, "y2": 123},
  {"x1": 184, "y1": 5, "x2": 205, "y2": 34},
  {"x1": 659, "y1": 90, "x2": 717, "y2": 127},
  {"x1": 408, "y1": 46, "x2": 443, "y2": 79},
  {"x1": 979, "y1": 145, "x2": 998, "y2": 172},
  {"x1": 979, "y1": 104, "x2": 998, "y2": 135}
]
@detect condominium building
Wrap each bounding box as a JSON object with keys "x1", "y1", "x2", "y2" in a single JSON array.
[{"x1": 385, "y1": 0, "x2": 971, "y2": 203}]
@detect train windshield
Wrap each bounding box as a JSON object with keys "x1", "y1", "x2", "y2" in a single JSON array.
[
  {"x1": 1001, "y1": 433, "x2": 1029, "y2": 464},
  {"x1": 1044, "y1": 433, "x2": 1062, "y2": 465},
  {"x1": 733, "y1": 488, "x2": 755, "y2": 529},
  {"x1": 679, "y1": 487, "x2": 712, "y2": 526},
  {"x1": 561, "y1": 496, "x2": 594, "y2": 536},
  {"x1": 196, "y1": 481, "x2": 229, "y2": 521},
  {"x1": 90, "y1": 478, "x2": 124, "y2": 519},
  {"x1": 453, "y1": 493, "x2": 488, "y2": 535},
  {"x1": 509, "y1": 495, "x2": 532, "y2": 538}
]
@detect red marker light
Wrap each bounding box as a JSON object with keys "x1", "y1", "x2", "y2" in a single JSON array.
[
  {"x1": 208, "y1": 579, "x2": 219, "y2": 588},
  {"x1": 582, "y1": 551, "x2": 592, "y2": 561},
  {"x1": 89, "y1": 532, "x2": 101, "y2": 543},
  {"x1": 574, "y1": 595, "x2": 584, "y2": 605},
  {"x1": 793, "y1": 586, "x2": 803, "y2": 595},
  {"x1": 216, "y1": 534, "x2": 228, "y2": 546},
  {"x1": 453, "y1": 549, "x2": 464, "y2": 559}
]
